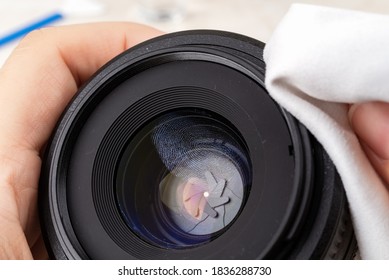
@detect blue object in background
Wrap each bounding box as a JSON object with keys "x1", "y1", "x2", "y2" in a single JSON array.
[{"x1": 0, "y1": 12, "x2": 63, "y2": 47}]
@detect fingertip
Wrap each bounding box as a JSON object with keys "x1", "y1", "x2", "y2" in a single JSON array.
[{"x1": 349, "y1": 101, "x2": 389, "y2": 160}]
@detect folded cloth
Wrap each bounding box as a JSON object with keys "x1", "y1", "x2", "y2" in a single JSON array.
[{"x1": 264, "y1": 4, "x2": 389, "y2": 259}]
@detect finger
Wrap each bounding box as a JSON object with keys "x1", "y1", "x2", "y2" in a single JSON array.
[
  {"x1": 0, "y1": 22, "x2": 162, "y2": 248},
  {"x1": 30, "y1": 234, "x2": 48, "y2": 260},
  {"x1": 0, "y1": 22, "x2": 163, "y2": 153},
  {"x1": 359, "y1": 143, "x2": 389, "y2": 185},
  {"x1": 349, "y1": 102, "x2": 389, "y2": 159},
  {"x1": 349, "y1": 102, "x2": 389, "y2": 183}
]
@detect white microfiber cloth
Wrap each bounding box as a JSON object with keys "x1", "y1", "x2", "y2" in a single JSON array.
[{"x1": 264, "y1": 4, "x2": 389, "y2": 259}]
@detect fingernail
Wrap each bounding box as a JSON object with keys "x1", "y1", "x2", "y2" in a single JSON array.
[
  {"x1": 348, "y1": 103, "x2": 358, "y2": 125},
  {"x1": 349, "y1": 102, "x2": 389, "y2": 160}
]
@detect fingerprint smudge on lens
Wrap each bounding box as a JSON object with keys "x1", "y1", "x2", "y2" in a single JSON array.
[{"x1": 154, "y1": 113, "x2": 246, "y2": 236}]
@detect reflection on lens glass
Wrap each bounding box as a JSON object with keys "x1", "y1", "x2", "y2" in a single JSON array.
[
  {"x1": 159, "y1": 155, "x2": 244, "y2": 235},
  {"x1": 116, "y1": 109, "x2": 251, "y2": 249}
]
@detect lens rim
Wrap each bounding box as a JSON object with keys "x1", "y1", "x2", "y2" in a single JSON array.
[{"x1": 73, "y1": 62, "x2": 300, "y2": 259}]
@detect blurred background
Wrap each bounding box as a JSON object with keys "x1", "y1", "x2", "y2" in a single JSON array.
[{"x1": 1, "y1": 0, "x2": 389, "y2": 66}]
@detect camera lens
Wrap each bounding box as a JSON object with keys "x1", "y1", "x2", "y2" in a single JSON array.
[
  {"x1": 116, "y1": 109, "x2": 251, "y2": 248},
  {"x1": 40, "y1": 30, "x2": 357, "y2": 259}
]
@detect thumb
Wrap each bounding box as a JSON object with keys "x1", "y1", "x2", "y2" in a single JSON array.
[{"x1": 349, "y1": 102, "x2": 389, "y2": 184}]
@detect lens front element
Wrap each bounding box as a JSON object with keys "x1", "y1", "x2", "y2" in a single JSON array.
[{"x1": 116, "y1": 109, "x2": 250, "y2": 248}]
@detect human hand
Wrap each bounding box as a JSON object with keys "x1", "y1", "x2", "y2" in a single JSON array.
[
  {"x1": 0, "y1": 22, "x2": 162, "y2": 259},
  {"x1": 349, "y1": 102, "x2": 389, "y2": 186}
]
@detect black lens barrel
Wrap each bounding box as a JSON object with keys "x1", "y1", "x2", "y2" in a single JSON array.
[{"x1": 39, "y1": 30, "x2": 356, "y2": 259}]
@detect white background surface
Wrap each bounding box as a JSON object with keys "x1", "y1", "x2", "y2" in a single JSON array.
[
  {"x1": 1, "y1": 0, "x2": 389, "y2": 66},
  {"x1": 0, "y1": 260, "x2": 388, "y2": 279}
]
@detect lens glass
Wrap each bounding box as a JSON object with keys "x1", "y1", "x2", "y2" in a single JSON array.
[{"x1": 116, "y1": 108, "x2": 252, "y2": 248}]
